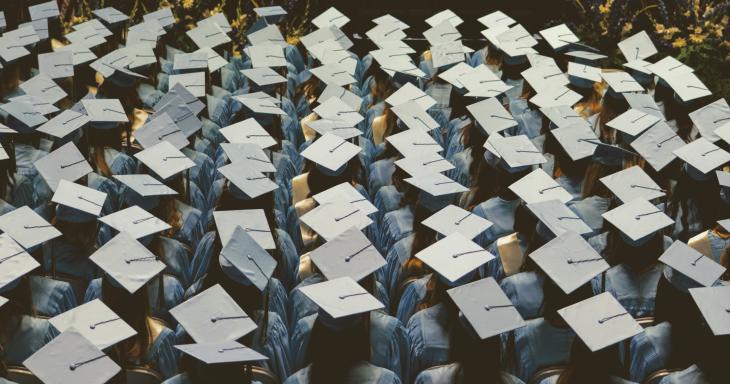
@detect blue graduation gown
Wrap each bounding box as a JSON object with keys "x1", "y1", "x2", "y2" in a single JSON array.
[
  {"x1": 3, "y1": 315, "x2": 58, "y2": 366},
  {"x1": 30, "y1": 276, "x2": 77, "y2": 317},
  {"x1": 500, "y1": 271, "x2": 545, "y2": 320},
  {"x1": 629, "y1": 322, "x2": 672, "y2": 382},
  {"x1": 508, "y1": 318, "x2": 575, "y2": 382},
  {"x1": 472, "y1": 197, "x2": 520, "y2": 248},
  {"x1": 284, "y1": 362, "x2": 402, "y2": 384},
  {"x1": 407, "y1": 304, "x2": 450, "y2": 383},
  {"x1": 659, "y1": 365, "x2": 711, "y2": 384},
  {"x1": 591, "y1": 264, "x2": 662, "y2": 318},
  {"x1": 415, "y1": 364, "x2": 525, "y2": 384}
]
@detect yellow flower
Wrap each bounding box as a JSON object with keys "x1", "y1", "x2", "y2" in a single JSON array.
[
  {"x1": 665, "y1": 27, "x2": 680, "y2": 35},
  {"x1": 655, "y1": 23, "x2": 665, "y2": 33},
  {"x1": 622, "y1": 22, "x2": 633, "y2": 34},
  {"x1": 684, "y1": 10, "x2": 691, "y2": 17},
  {"x1": 689, "y1": 33, "x2": 705, "y2": 43},
  {"x1": 694, "y1": 26, "x2": 702, "y2": 34},
  {"x1": 599, "y1": 4, "x2": 609, "y2": 13},
  {"x1": 672, "y1": 37, "x2": 687, "y2": 48},
  {"x1": 182, "y1": 0, "x2": 194, "y2": 9}
]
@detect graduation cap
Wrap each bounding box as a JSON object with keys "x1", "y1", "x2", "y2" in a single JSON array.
[
  {"x1": 300, "y1": 201, "x2": 373, "y2": 241},
  {"x1": 19, "y1": 74, "x2": 67, "y2": 104},
  {"x1": 602, "y1": 197, "x2": 674, "y2": 245},
  {"x1": 0, "y1": 206, "x2": 61, "y2": 250},
  {"x1": 447, "y1": 277, "x2": 525, "y2": 339},
  {"x1": 392, "y1": 101, "x2": 439, "y2": 131},
  {"x1": 567, "y1": 62, "x2": 601, "y2": 89},
  {"x1": 394, "y1": 152, "x2": 454, "y2": 177},
  {"x1": 195, "y1": 46, "x2": 228, "y2": 73},
  {"x1": 422, "y1": 204, "x2": 493, "y2": 239},
  {"x1": 8, "y1": 94, "x2": 58, "y2": 116},
  {"x1": 624, "y1": 90, "x2": 663, "y2": 117},
  {"x1": 558, "y1": 292, "x2": 643, "y2": 352},
  {"x1": 38, "y1": 51, "x2": 74, "y2": 79},
  {"x1": 34, "y1": 142, "x2": 92, "y2": 192},
  {"x1": 509, "y1": 168, "x2": 573, "y2": 204},
  {"x1": 92, "y1": 7, "x2": 129, "y2": 26},
  {"x1": 309, "y1": 64, "x2": 357, "y2": 87},
  {"x1": 618, "y1": 30, "x2": 657, "y2": 61},
  {"x1": 467, "y1": 98, "x2": 517, "y2": 135},
  {"x1": 0, "y1": 233, "x2": 40, "y2": 291},
  {"x1": 213, "y1": 209, "x2": 276, "y2": 249},
  {"x1": 630, "y1": 121, "x2": 685, "y2": 171},
  {"x1": 318, "y1": 85, "x2": 362, "y2": 111},
  {"x1": 674, "y1": 138, "x2": 730, "y2": 179},
  {"x1": 241, "y1": 67, "x2": 287, "y2": 87},
  {"x1": 647, "y1": 56, "x2": 693, "y2": 80},
  {"x1": 168, "y1": 72, "x2": 206, "y2": 98},
  {"x1": 0, "y1": 101, "x2": 48, "y2": 131},
  {"x1": 219, "y1": 226, "x2": 277, "y2": 291},
  {"x1": 540, "y1": 105, "x2": 588, "y2": 129},
  {"x1": 600, "y1": 165, "x2": 665, "y2": 204},
  {"x1": 254, "y1": 6, "x2": 288, "y2": 24},
  {"x1": 134, "y1": 113, "x2": 189, "y2": 150},
  {"x1": 247, "y1": 24, "x2": 288, "y2": 47},
  {"x1": 606, "y1": 108, "x2": 660, "y2": 138},
  {"x1": 220, "y1": 143, "x2": 276, "y2": 173},
  {"x1": 385, "y1": 82, "x2": 437, "y2": 110},
  {"x1": 530, "y1": 86, "x2": 582, "y2": 109},
  {"x1": 487, "y1": 134, "x2": 547, "y2": 173},
  {"x1": 300, "y1": 133, "x2": 361, "y2": 174},
  {"x1": 99, "y1": 206, "x2": 171, "y2": 239},
  {"x1": 659, "y1": 240, "x2": 726, "y2": 290},
  {"x1": 114, "y1": 174, "x2": 177, "y2": 210},
  {"x1": 54, "y1": 43, "x2": 97, "y2": 66},
  {"x1": 478, "y1": 11, "x2": 516, "y2": 29},
  {"x1": 217, "y1": 162, "x2": 279, "y2": 200},
  {"x1": 528, "y1": 199, "x2": 593, "y2": 240},
  {"x1": 176, "y1": 341, "x2": 268, "y2": 365},
  {"x1": 688, "y1": 285, "x2": 730, "y2": 336},
  {"x1": 187, "y1": 22, "x2": 230, "y2": 49},
  {"x1": 372, "y1": 14, "x2": 410, "y2": 29},
  {"x1": 173, "y1": 52, "x2": 210, "y2": 72},
  {"x1": 171, "y1": 284, "x2": 257, "y2": 343},
  {"x1": 430, "y1": 41, "x2": 466, "y2": 69},
  {"x1": 298, "y1": 277, "x2": 383, "y2": 320},
  {"x1": 306, "y1": 119, "x2": 361, "y2": 140},
  {"x1": 28, "y1": 1, "x2": 60, "y2": 21},
  {"x1": 151, "y1": 97, "x2": 203, "y2": 137},
  {"x1": 65, "y1": 26, "x2": 107, "y2": 48},
  {"x1": 36, "y1": 110, "x2": 90, "y2": 140},
  {"x1": 246, "y1": 44, "x2": 287, "y2": 68},
  {"x1": 23, "y1": 330, "x2": 120, "y2": 384},
  {"x1": 539, "y1": 23, "x2": 580, "y2": 51},
  {"x1": 404, "y1": 172, "x2": 468, "y2": 202},
  {"x1": 89, "y1": 230, "x2": 164, "y2": 289},
  {"x1": 425, "y1": 9, "x2": 463, "y2": 28},
  {"x1": 49, "y1": 299, "x2": 136, "y2": 350},
  {"x1": 134, "y1": 141, "x2": 195, "y2": 180},
  {"x1": 438, "y1": 62, "x2": 475, "y2": 89},
  {"x1": 313, "y1": 97, "x2": 364, "y2": 127},
  {"x1": 220, "y1": 118, "x2": 277, "y2": 149},
  {"x1": 234, "y1": 94, "x2": 287, "y2": 116},
  {"x1": 309, "y1": 226, "x2": 384, "y2": 281},
  {"x1": 0, "y1": 36, "x2": 31, "y2": 63},
  {"x1": 313, "y1": 182, "x2": 377, "y2": 215},
  {"x1": 689, "y1": 99, "x2": 730, "y2": 143},
  {"x1": 143, "y1": 7, "x2": 175, "y2": 28},
  {"x1": 551, "y1": 122, "x2": 600, "y2": 161},
  {"x1": 386, "y1": 124, "x2": 443, "y2": 155},
  {"x1": 366, "y1": 23, "x2": 408, "y2": 46},
  {"x1": 416, "y1": 232, "x2": 495, "y2": 284},
  {"x1": 521, "y1": 63, "x2": 568, "y2": 93},
  {"x1": 312, "y1": 7, "x2": 350, "y2": 29},
  {"x1": 197, "y1": 12, "x2": 232, "y2": 34},
  {"x1": 530, "y1": 231, "x2": 609, "y2": 293},
  {"x1": 424, "y1": 20, "x2": 461, "y2": 46},
  {"x1": 81, "y1": 99, "x2": 129, "y2": 129}
]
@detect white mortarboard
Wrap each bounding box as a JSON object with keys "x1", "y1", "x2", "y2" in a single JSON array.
[
  {"x1": 195, "y1": 47, "x2": 228, "y2": 73},
  {"x1": 719, "y1": 124, "x2": 730, "y2": 146},
  {"x1": 467, "y1": 98, "x2": 517, "y2": 135},
  {"x1": 0, "y1": 233, "x2": 40, "y2": 290},
  {"x1": 521, "y1": 63, "x2": 568, "y2": 93},
  {"x1": 438, "y1": 62, "x2": 475, "y2": 89},
  {"x1": 89, "y1": 49, "x2": 133, "y2": 78},
  {"x1": 430, "y1": 41, "x2": 466, "y2": 69},
  {"x1": 385, "y1": 82, "x2": 437, "y2": 110},
  {"x1": 314, "y1": 97, "x2": 364, "y2": 127},
  {"x1": 220, "y1": 143, "x2": 276, "y2": 173},
  {"x1": 659, "y1": 241, "x2": 726, "y2": 288},
  {"x1": 99, "y1": 206, "x2": 171, "y2": 239},
  {"x1": 176, "y1": 341, "x2": 268, "y2": 365},
  {"x1": 539, "y1": 23, "x2": 579, "y2": 50},
  {"x1": 126, "y1": 26, "x2": 160, "y2": 48},
  {"x1": 241, "y1": 67, "x2": 287, "y2": 86},
  {"x1": 630, "y1": 121, "x2": 685, "y2": 171},
  {"x1": 674, "y1": 138, "x2": 730, "y2": 176},
  {"x1": 220, "y1": 226, "x2": 277, "y2": 291},
  {"x1": 392, "y1": 100, "x2": 439, "y2": 131},
  {"x1": 540, "y1": 105, "x2": 588, "y2": 129},
  {"x1": 0, "y1": 36, "x2": 31, "y2": 63},
  {"x1": 404, "y1": 172, "x2": 468, "y2": 197},
  {"x1": 307, "y1": 119, "x2": 361, "y2": 140},
  {"x1": 565, "y1": 50, "x2": 607, "y2": 63},
  {"x1": 689, "y1": 99, "x2": 730, "y2": 143},
  {"x1": 143, "y1": 7, "x2": 175, "y2": 28},
  {"x1": 89, "y1": 232, "x2": 164, "y2": 293},
  {"x1": 0, "y1": 101, "x2": 47, "y2": 129},
  {"x1": 558, "y1": 292, "x2": 643, "y2": 352},
  {"x1": 424, "y1": 21, "x2": 461, "y2": 46},
  {"x1": 395, "y1": 152, "x2": 454, "y2": 177},
  {"x1": 49, "y1": 299, "x2": 136, "y2": 350},
  {"x1": 217, "y1": 163, "x2": 279, "y2": 199},
  {"x1": 416, "y1": 232, "x2": 495, "y2": 283},
  {"x1": 425, "y1": 9, "x2": 463, "y2": 27},
  {"x1": 300, "y1": 133, "x2": 361, "y2": 172},
  {"x1": 4, "y1": 25, "x2": 40, "y2": 46},
  {"x1": 233, "y1": 94, "x2": 287, "y2": 116},
  {"x1": 220, "y1": 118, "x2": 277, "y2": 149},
  {"x1": 114, "y1": 174, "x2": 177, "y2": 200},
  {"x1": 19, "y1": 74, "x2": 67, "y2": 104},
  {"x1": 298, "y1": 277, "x2": 384, "y2": 318},
  {"x1": 567, "y1": 62, "x2": 601, "y2": 84},
  {"x1": 386, "y1": 128, "x2": 443, "y2": 156},
  {"x1": 254, "y1": 5, "x2": 287, "y2": 23},
  {"x1": 459, "y1": 68, "x2": 511, "y2": 99},
  {"x1": 313, "y1": 182, "x2": 377, "y2": 215},
  {"x1": 0, "y1": 206, "x2": 61, "y2": 250},
  {"x1": 422, "y1": 204, "x2": 493, "y2": 239},
  {"x1": 647, "y1": 56, "x2": 693, "y2": 80},
  {"x1": 170, "y1": 284, "x2": 257, "y2": 343},
  {"x1": 213, "y1": 209, "x2": 275, "y2": 249},
  {"x1": 8, "y1": 94, "x2": 58, "y2": 116},
  {"x1": 246, "y1": 44, "x2": 286, "y2": 68},
  {"x1": 551, "y1": 123, "x2": 600, "y2": 161},
  {"x1": 488, "y1": 134, "x2": 547, "y2": 170},
  {"x1": 19, "y1": 18, "x2": 49, "y2": 41},
  {"x1": 187, "y1": 22, "x2": 230, "y2": 49},
  {"x1": 247, "y1": 24, "x2": 288, "y2": 47},
  {"x1": 135, "y1": 141, "x2": 195, "y2": 180},
  {"x1": 530, "y1": 231, "x2": 609, "y2": 293},
  {"x1": 528, "y1": 198, "x2": 593, "y2": 239},
  {"x1": 152, "y1": 97, "x2": 203, "y2": 136},
  {"x1": 618, "y1": 31, "x2": 657, "y2": 61},
  {"x1": 600, "y1": 165, "x2": 665, "y2": 203},
  {"x1": 28, "y1": 1, "x2": 60, "y2": 20},
  {"x1": 447, "y1": 277, "x2": 525, "y2": 339},
  {"x1": 300, "y1": 25, "x2": 353, "y2": 52},
  {"x1": 606, "y1": 108, "x2": 661, "y2": 137},
  {"x1": 310, "y1": 226, "x2": 384, "y2": 282},
  {"x1": 34, "y1": 142, "x2": 92, "y2": 192},
  {"x1": 81, "y1": 99, "x2": 128, "y2": 124},
  {"x1": 625, "y1": 88, "x2": 663, "y2": 114},
  {"x1": 530, "y1": 86, "x2": 583, "y2": 109},
  {"x1": 37, "y1": 109, "x2": 90, "y2": 139},
  {"x1": 366, "y1": 23, "x2": 407, "y2": 46},
  {"x1": 65, "y1": 26, "x2": 107, "y2": 48},
  {"x1": 623, "y1": 59, "x2": 654, "y2": 75},
  {"x1": 688, "y1": 285, "x2": 730, "y2": 336},
  {"x1": 318, "y1": 85, "x2": 362, "y2": 111},
  {"x1": 602, "y1": 197, "x2": 674, "y2": 242},
  {"x1": 312, "y1": 7, "x2": 350, "y2": 29},
  {"x1": 55, "y1": 43, "x2": 97, "y2": 66},
  {"x1": 309, "y1": 64, "x2": 357, "y2": 87},
  {"x1": 134, "y1": 113, "x2": 189, "y2": 150},
  {"x1": 23, "y1": 330, "x2": 120, "y2": 384},
  {"x1": 373, "y1": 14, "x2": 410, "y2": 29},
  {"x1": 173, "y1": 52, "x2": 209, "y2": 72},
  {"x1": 509, "y1": 168, "x2": 573, "y2": 204},
  {"x1": 666, "y1": 72, "x2": 712, "y2": 103},
  {"x1": 198, "y1": 12, "x2": 232, "y2": 33},
  {"x1": 92, "y1": 7, "x2": 129, "y2": 25},
  {"x1": 478, "y1": 11, "x2": 515, "y2": 28},
  {"x1": 602, "y1": 71, "x2": 645, "y2": 93},
  {"x1": 168, "y1": 72, "x2": 206, "y2": 97},
  {"x1": 300, "y1": 201, "x2": 373, "y2": 241},
  {"x1": 72, "y1": 18, "x2": 112, "y2": 37},
  {"x1": 38, "y1": 51, "x2": 74, "y2": 79}
]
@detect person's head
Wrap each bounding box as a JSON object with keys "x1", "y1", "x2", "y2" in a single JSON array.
[
  {"x1": 0, "y1": 141, "x2": 16, "y2": 200},
  {"x1": 602, "y1": 219, "x2": 665, "y2": 267},
  {"x1": 557, "y1": 339, "x2": 621, "y2": 384},
  {"x1": 542, "y1": 278, "x2": 592, "y2": 327},
  {"x1": 581, "y1": 162, "x2": 615, "y2": 199},
  {"x1": 449, "y1": 89, "x2": 469, "y2": 120},
  {"x1": 306, "y1": 312, "x2": 371, "y2": 383},
  {"x1": 596, "y1": 92, "x2": 629, "y2": 143},
  {"x1": 669, "y1": 167, "x2": 726, "y2": 240},
  {"x1": 303, "y1": 156, "x2": 362, "y2": 197},
  {"x1": 85, "y1": 126, "x2": 123, "y2": 177},
  {"x1": 51, "y1": 205, "x2": 100, "y2": 251},
  {"x1": 101, "y1": 275, "x2": 151, "y2": 361}
]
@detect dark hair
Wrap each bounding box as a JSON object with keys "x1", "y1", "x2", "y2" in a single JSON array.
[
  {"x1": 302, "y1": 157, "x2": 363, "y2": 197},
  {"x1": 101, "y1": 275, "x2": 151, "y2": 370},
  {"x1": 669, "y1": 169, "x2": 725, "y2": 241},
  {"x1": 557, "y1": 339, "x2": 621, "y2": 384},
  {"x1": 0, "y1": 277, "x2": 34, "y2": 378},
  {"x1": 542, "y1": 278, "x2": 592, "y2": 327},
  {"x1": 601, "y1": 227, "x2": 664, "y2": 268},
  {"x1": 85, "y1": 127, "x2": 123, "y2": 178},
  {"x1": 306, "y1": 314, "x2": 371, "y2": 383}
]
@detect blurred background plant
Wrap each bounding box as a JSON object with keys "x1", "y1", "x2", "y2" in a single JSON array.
[{"x1": 567, "y1": 0, "x2": 730, "y2": 98}]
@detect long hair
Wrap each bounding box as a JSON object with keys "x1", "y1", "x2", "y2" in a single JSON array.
[
  {"x1": 557, "y1": 339, "x2": 621, "y2": 384},
  {"x1": 85, "y1": 126, "x2": 123, "y2": 177},
  {"x1": 51, "y1": 216, "x2": 99, "y2": 252},
  {"x1": 669, "y1": 169, "x2": 725, "y2": 241},
  {"x1": 594, "y1": 94, "x2": 629, "y2": 144},
  {"x1": 0, "y1": 141, "x2": 16, "y2": 201},
  {"x1": 306, "y1": 314, "x2": 371, "y2": 383},
  {"x1": 101, "y1": 276, "x2": 151, "y2": 367},
  {"x1": 302, "y1": 157, "x2": 363, "y2": 197},
  {"x1": 0, "y1": 277, "x2": 34, "y2": 378}
]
